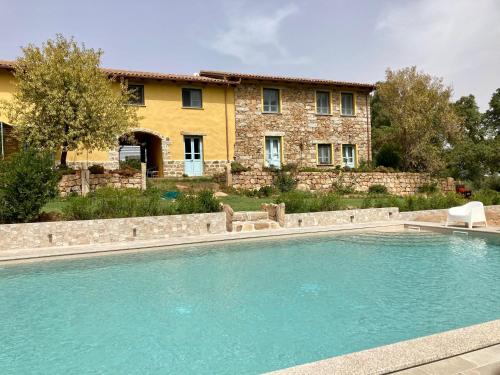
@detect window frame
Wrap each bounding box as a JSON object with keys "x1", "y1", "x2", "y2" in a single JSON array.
[
  {"x1": 315, "y1": 90, "x2": 332, "y2": 115},
  {"x1": 262, "y1": 87, "x2": 281, "y2": 114},
  {"x1": 182, "y1": 87, "x2": 203, "y2": 109},
  {"x1": 316, "y1": 143, "x2": 333, "y2": 165},
  {"x1": 127, "y1": 84, "x2": 145, "y2": 106},
  {"x1": 340, "y1": 92, "x2": 356, "y2": 117}
]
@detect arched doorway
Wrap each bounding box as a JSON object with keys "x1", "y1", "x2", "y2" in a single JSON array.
[
  {"x1": 119, "y1": 130, "x2": 164, "y2": 177},
  {"x1": 0, "y1": 122, "x2": 20, "y2": 160}
]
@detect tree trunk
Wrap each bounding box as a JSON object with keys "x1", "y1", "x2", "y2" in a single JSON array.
[{"x1": 60, "y1": 143, "x2": 68, "y2": 167}]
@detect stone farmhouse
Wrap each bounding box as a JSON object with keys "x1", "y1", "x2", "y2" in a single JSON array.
[
  {"x1": 0, "y1": 60, "x2": 375, "y2": 176},
  {"x1": 200, "y1": 71, "x2": 375, "y2": 170}
]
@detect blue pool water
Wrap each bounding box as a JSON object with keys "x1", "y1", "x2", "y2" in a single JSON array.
[{"x1": 1, "y1": 231, "x2": 500, "y2": 374}]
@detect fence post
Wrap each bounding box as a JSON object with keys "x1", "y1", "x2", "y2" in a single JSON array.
[
  {"x1": 81, "y1": 168, "x2": 90, "y2": 196},
  {"x1": 141, "y1": 163, "x2": 147, "y2": 190}
]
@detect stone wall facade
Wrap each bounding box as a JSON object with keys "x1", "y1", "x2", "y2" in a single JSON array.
[
  {"x1": 58, "y1": 170, "x2": 144, "y2": 197},
  {"x1": 231, "y1": 171, "x2": 455, "y2": 196},
  {"x1": 233, "y1": 83, "x2": 372, "y2": 170},
  {"x1": 0, "y1": 212, "x2": 226, "y2": 250},
  {"x1": 164, "y1": 160, "x2": 228, "y2": 177}
]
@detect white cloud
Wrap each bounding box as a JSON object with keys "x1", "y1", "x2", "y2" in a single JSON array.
[
  {"x1": 376, "y1": 0, "x2": 500, "y2": 109},
  {"x1": 209, "y1": 3, "x2": 309, "y2": 65}
]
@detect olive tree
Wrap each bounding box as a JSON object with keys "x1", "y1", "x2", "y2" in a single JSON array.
[{"x1": 1, "y1": 35, "x2": 138, "y2": 166}]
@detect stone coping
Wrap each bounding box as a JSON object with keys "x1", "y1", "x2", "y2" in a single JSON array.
[{"x1": 265, "y1": 319, "x2": 500, "y2": 375}]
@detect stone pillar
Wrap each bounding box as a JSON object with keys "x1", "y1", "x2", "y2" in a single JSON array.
[
  {"x1": 81, "y1": 169, "x2": 90, "y2": 196},
  {"x1": 222, "y1": 204, "x2": 234, "y2": 232},
  {"x1": 225, "y1": 163, "x2": 232, "y2": 187},
  {"x1": 141, "y1": 163, "x2": 147, "y2": 190}
]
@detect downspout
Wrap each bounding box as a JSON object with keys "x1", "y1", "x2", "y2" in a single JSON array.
[
  {"x1": 224, "y1": 84, "x2": 230, "y2": 162},
  {"x1": 366, "y1": 93, "x2": 371, "y2": 163},
  {"x1": 0, "y1": 122, "x2": 4, "y2": 160}
]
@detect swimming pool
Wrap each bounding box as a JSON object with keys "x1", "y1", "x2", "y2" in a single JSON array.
[{"x1": 1, "y1": 231, "x2": 499, "y2": 374}]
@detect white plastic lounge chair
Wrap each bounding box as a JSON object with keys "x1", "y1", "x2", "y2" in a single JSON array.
[{"x1": 446, "y1": 201, "x2": 487, "y2": 228}]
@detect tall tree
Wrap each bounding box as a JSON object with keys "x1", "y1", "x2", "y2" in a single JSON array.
[
  {"x1": 453, "y1": 95, "x2": 484, "y2": 141},
  {"x1": 375, "y1": 67, "x2": 462, "y2": 173},
  {"x1": 1, "y1": 35, "x2": 138, "y2": 166},
  {"x1": 484, "y1": 88, "x2": 500, "y2": 139}
]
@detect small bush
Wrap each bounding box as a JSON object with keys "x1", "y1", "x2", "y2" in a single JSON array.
[
  {"x1": 120, "y1": 159, "x2": 141, "y2": 171},
  {"x1": 375, "y1": 143, "x2": 402, "y2": 169},
  {"x1": 275, "y1": 191, "x2": 344, "y2": 213},
  {"x1": 472, "y1": 189, "x2": 500, "y2": 206},
  {"x1": 368, "y1": 184, "x2": 388, "y2": 194},
  {"x1": 258, "y1": 185, "x2": 275, "y2": 197},
  {"x1": 88, "y1": 164, "x2": 105, "y2": 174},
  {"x1": 274, "y1": 170, "x2": 297, "y2": 192},
  {"x1": 361, "y1": 192, "x2": 466, "y2": 212},
  {"x1": 417, "y1": 182, "x2": 439, "y2": 194},
  {"x1": 0, "y1": 149, "x2": 59, "y2": 223},
  {"x1": 484, "y1": 175, "x2": 500, "y2": 192},
  {"x1": 230, "y1": 162, "x2": 250, "y2": 173}
]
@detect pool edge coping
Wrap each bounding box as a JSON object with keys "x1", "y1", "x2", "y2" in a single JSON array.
[{"x1": 264, "y1": 319, "x2": 500, "y2": 375}]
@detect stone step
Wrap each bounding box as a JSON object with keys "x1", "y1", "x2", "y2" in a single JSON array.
[
  {"x1": 232, "y1": 211, "x2": 269, "y2": 222},
  {"x1": 232, "y1": 219, "x2": 281, "y2": 232}
]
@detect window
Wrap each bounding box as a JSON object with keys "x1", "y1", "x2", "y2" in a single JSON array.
[
  {"x1": 127, "y1": 84, "x2": 144, "y2": 105},
  {"x1": 341, "y1": 92, "x2": 354, "y2": 116},
  {"x1": 317, "y1": 144, "x2": 332, "y2": 165},
  {"x1": 263, "y1": 88, "x2": 280, "y2": 113},
  {"x1": 182, "y1": 88, "x2": 202, "y2": 108},
  {"x1": 316, "y1": 91, "x2": 331, "y2": 115},
  {"x1": 342, "y1": 144, "x2": 356, "y2": 168}
]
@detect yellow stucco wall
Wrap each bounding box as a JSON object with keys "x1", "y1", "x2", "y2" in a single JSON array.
[
  {"x1": 0, "y1": 69, "x2": 236, "y2": 166},
  {"x1": 0, "y1": 70, "x2": 15, "y2": 123},
  {"x1": 131, "y1": 80, "x2": 235, "y2": 161}
]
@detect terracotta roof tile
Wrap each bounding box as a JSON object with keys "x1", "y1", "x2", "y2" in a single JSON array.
[
  {"x1": 0, "y1": 60, "x2": 231, "y2": 84},
  {"x1": 199, "y1": 70, "x2": 375, "y2": 90}
]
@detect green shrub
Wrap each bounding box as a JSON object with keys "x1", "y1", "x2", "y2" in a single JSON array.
[
  {"x1": 484, "y1": 175, "x2": 500, "y2": 192},
  {"x1": 258, "y1": 185, "x2": 275, "y2": 197},
  {"x1": 120, "y1": 159, "x2": 141, "y2": 171},
  {"x1": 62, "y1": 188, "x2": 221, "y2": 220},
  {"x1": 472, "y1": 189, "x2": 500, "y2": 206},
  {"x1": 368, "y1": 184, "x2": 388, "y2": 194},
  {"x1": 0, "y1": 149, "x2": 60, "y2": 223},
  {"x1": 274, "y1": 170, "x2": 297, "y2": 192},
  {"x1": 375, "y1": 143, "x2": 402, "y2": 169},
  {"x1": 88, "y1": 164, "x2": 105, "y2": 174},
  {"x1": 275, "y1": 191, "x2": 344, "y2": 213},
  {"x1": 361, "y1": 192, "x2": 465, "y2": 212},
  {"x1": 177, "y1": 190, "x2": 221, "y2": 214},
  {"x1": 230, "y1": 162, "x2": 250, "y2": 173},
  {"x1": 417, "y1": 182, "x2": 439, "y2": 194}
]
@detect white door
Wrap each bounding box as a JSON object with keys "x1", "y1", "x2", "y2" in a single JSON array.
[
  {"x1": 343, "y1": 144, "x2": 356, "y2": 168},
  {"x1": 184, "y1": 137, "x2": 203, "y2": 176},
  {"x1": 265, "y1": 137, "x2": 281, "y2": 168}
]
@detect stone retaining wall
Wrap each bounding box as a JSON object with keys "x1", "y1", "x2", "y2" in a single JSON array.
[
  {"x1": 397, "y1": 205, "x2": 500, "y2": 221},
  {"x1": 0, "y1": 212, "x2": 226, "y2": 250},
  {"x1": 284, "y1": 207, "x2": 399, "y2": 228},
  {"x1": 232, "y1": 171, "x2": 455, "y2": 195},
  {"x1": 58, "y1": 170, "x2": 144, "y2": 197}
]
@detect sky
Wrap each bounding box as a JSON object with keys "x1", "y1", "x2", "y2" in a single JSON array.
[{"x1": 1, "y1": 0, "x2": 499, "y2": 109}]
